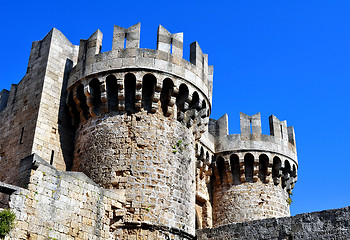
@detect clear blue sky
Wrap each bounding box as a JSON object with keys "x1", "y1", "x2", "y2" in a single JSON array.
[{"x1": 1, "y1": 1, "x2": 349, "y2": 216}]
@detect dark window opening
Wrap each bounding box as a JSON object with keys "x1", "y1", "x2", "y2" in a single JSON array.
[
  {"x1": 76, "y1": 84, "x2": 89, "y2": 119},
  {"x1": 106, "y1": 75, "x2": 118, "y2": 112},
  {"x1": 176, "y1": 84, "x2": 189, "y2": 113},
  {"x1": 201, "y1": 100, "x2": 207, "y2": 118},
  {"x1": 244, "y1": 153, "x2": 254, "y2": 182},
  {"x1": 50, "y1": 150, "x2": 55, "y2": 165},
  {"x1": 217, "y1": 157, "x2": 225, "y2": 183},
  {"x1": 160, "y1": 78, "x2": 174, "y2": 116},
  {"x1": 89, "y1": 79, "x2": 102, "y2": 114},
  {"x1": 282, "y1": 160, "x2": 291, "y2": 189},
  {"x1": 259, "y1": 154, "x2": 269, "y2": 182},
  {"x1": 20, "y1": 127, "x2": 24, "y2": 144},
  {"x1": 280, "y1": 125, "x2": 283, "y2": 139},
  {"x1": 142, "y1": 74, "x2": 156, "y2": 112},
  {"x1": 230, "y1": 154, "x2": 240, "y2": 184},
  {"x1": 190, "y1": 92, "x2": 200, "y2": 110},
  {"x1": 272, "y1": 156, "x2": 281, "y2": 185},
  {"x1": 125, "y1": 73, "x2": 136, "y2": 112}
]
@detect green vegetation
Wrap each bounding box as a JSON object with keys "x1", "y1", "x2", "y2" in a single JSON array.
[
  {"x1": 287, "y1": 190, "x2": 293, "y2": 205},
  {"x1": 172, "y1": 140, "x2": 186, "y2": 154},
  {"x1": 0, "y1": 209, "x2": 16, "y2": 238}
]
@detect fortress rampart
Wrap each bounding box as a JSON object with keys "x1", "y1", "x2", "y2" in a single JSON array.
[
  {"x1": 64, "y1": 23, "x2": 213, "y2": 238},
  {"x1": 0, "y1": 23, "x2": 320, "y2": 240},
  {"x1": 209, "y1": 113, "x2": 298, "y2": 225}
]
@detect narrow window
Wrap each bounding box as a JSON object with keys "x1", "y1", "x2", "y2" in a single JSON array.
[
  {"x1": 189, "y1": 92, "x2": 199, "y2": 110},
  {"x1": 199, "y1": 147, "x2": 204, "y2": 160},
  {"x1": 50, "y1": 150, "x2": 55, "y2": 165},
  {"x1": 244, "y1": 153, "x2": 254, "y2": 182},
  {"x1": 282, "y1": 160, "x2": 291, "y2": 189},
  {"x1": 230, "y1": 154, "x2": 240, "y2": 184},
  {"x1": 201, "y1": 100, "x2": 207, "y2": 118},
  {"x1": 250, "y1": 119, "x2": 253, "y2": 134},
  {"x1": 20, "y1": 127, "x2": 24, "y2": 144},
  {"x1": 259, "y1": 154, "x2": 269, "y2": 182},
  {"x1": 176, "y1": 84, "x2": 189, "y2": 117},
  {"x1": 272, "y1": 156, "x2": 281, "y2": 185},
  {"x1": 106, "y1": 75, "x2": 118, "y2": 112},
  {"x1": 292, "y1": 165, "x2": 297, "y2": 178},
  {"x1": 76, "y1": 84, "x2": 89, "y2": 119},
  {"x1": 124, "y1": 73, "x2": 136, "y2": 112},
  {"x1": 142, "y1": 74, "x2": 156, "y2": 112},
  {"x1": 217, "y1": 157, "x2": 225, "y2": 183},
  {"x1": 280, "y1": 125, "x2": 283, "y2": 139},
  {"x1": 160, "y1": 78, "x2": 174, "y2": 116},
  {"x1": 89, "y1": 79, "x2": 102, "y2": 114}
]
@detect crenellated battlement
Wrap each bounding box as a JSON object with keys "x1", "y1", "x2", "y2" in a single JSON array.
[
  {"x1": 65, "y1": 24, "x2": 214, "y2": 141},
  {"x1": 210, "y1": 113, "x2": 297, "y2": 175},
  {"x1": 210, "y1": 112, "x2": 297, "y2": 225},
  {"x1": 0, "y1": 24, "x2": 302, "y2": 237},
  {"x1": 210, "y1": 113, "x2": 297, "y2": 156},
  {"x1": 67, "y1": 23, "x2": 213, "y2": 104},
  {"x1": 66, "y1": 69, "x2": 210, "y2": 139},
  {"x1": 209, "y1": 112, "x2": 297, "y2": 186}
]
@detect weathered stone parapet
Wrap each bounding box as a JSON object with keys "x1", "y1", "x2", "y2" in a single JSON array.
[
  {"x1": 209, "y1": 112, "x2": 297, "y2": 226},
  {"x1": 196, "y1": 206, "x2": 350, "y2": 240},
  {"x1": 67, "y1": 23, "x2": 213, "y2": 104},
  {"x1": 210, "y1": 113, "x2": 298, "y2": 169},
  {"x1": 4, "y1": 154, "x2": 127, "y2": 239},
  {"x1": 66, "y1": 70, "x2": 210, "y2": 140}
]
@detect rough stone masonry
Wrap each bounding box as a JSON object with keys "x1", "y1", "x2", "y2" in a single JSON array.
[{"x1": 0, "y1": 23, "x2": 347, "y2": 239}]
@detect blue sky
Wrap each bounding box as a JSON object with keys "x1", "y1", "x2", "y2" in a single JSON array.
[{"x1": 1, "y1": 1, "x2": 349, "y2": 216}]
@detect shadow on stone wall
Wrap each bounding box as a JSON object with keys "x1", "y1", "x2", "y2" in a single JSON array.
[{"x1": 58, "y1": 58, "x2": 76, "y2": 171}]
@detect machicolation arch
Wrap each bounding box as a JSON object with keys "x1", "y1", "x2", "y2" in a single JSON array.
[
  {"x1": 213, "y1": 152, "x2": 297, "y2": 189},
  {"x1": 67, "y1": 71, "x2": 210, "y2": 135}
]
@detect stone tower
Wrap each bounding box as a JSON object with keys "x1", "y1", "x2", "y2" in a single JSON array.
[
  {"x1": 65, "y1": 23, "x2": 213, "y2": 239},
  {"x1": 0, "y1": 23, "x2": 299, "y2": 239},
  {"x1": 209, "y1": 113, "x2": 298, "y2": 226}
]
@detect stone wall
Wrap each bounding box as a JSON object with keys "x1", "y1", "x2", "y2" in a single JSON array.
[
  {"x1": 209, "y1": 113, "x2": 297, "y2": 226},
  {"x1": 31, "y1": 29, "x2": 78, "y2": 171},
  {"x1": 72, "y1": 110, "x2": 197, "y2": 238},
  {"x1": 213, "y1": 181, "x2": 290, "y2": 226},
  {"x1": 0, "y1": 28, "x2": 78, "y2": 186},
  {"x1": 5, "y1": 154, "x2": 124, "y2": 240},
  {"x1": 0, "y1": 31, "x2": 52, "y2": 185},
  {"x1": 4, "y1": 153, "x2": 197, "y2": 240},
  {"x1": 196, "y1": 206, "x2": 350, "y2": 240}
]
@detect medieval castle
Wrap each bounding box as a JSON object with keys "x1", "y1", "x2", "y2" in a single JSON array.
[{"x1": 0, "y1": 23, "x2": 348, "y2": 239}]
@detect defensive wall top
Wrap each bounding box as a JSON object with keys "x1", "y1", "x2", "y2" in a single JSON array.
[
  {"x1": 0, "y1": 24, "x2": 213, "y2": 114},
  {"x1": 209, "y1": 112, "x2": 298, "y2": 165},
  {"x1": 68, "y1": 23, "x2": 214, "y2": 101}
]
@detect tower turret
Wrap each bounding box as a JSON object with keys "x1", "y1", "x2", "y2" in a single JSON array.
[
  {"x1": 66, "y1": 23, "x2": 213, "y2": 239},
  {"x1": 209, "y1": 113, "x2": 298, "y2": 226}
]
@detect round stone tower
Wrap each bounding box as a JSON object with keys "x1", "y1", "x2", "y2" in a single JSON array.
[
  {"x1": 66, "y1": 23, "x2": 213, "y2": 239},
  {"x1": 210, "y1": 112, "x2": 298, "y2": 226}
]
